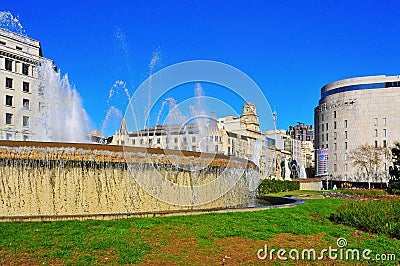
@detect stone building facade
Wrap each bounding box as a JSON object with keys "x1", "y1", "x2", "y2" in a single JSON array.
[
  {"x1": 0, "y1": 28, "x2": 46, "y2": 141},
  {"x1": 112, "y1": 103, "x2": 272, "y2": 177},
  {"x1": 314, "y1": 75, "x2": 400, "y2": 184}
]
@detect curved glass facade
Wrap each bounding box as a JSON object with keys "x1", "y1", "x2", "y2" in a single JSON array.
[{"x1": 321, "y1": 81, "x2": 400, "y2": 99}]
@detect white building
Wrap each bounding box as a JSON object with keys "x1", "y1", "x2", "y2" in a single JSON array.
[
  {"x1": 0, "y1": 28, "x2": 45, "y2": 141},
  {"x1": 112, "y1": 103, "x2": 273, "y2": 177},
  {"x1": 265, "y1": 129, "x2": 307, "y2": 179},
  {"x1": 314, "y1": 75, "x2": 400, "y2": 185}
]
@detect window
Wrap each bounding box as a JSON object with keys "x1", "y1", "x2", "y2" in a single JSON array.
[
  {"x1": 23, "y1": 82, "x2": 29, "y2": 92},
  {"x1": 5, "y1": 59, "x2": 12, "y2": 71},
  {"x1": 140, "y1": 139, "x2": 143, "y2": 145},
  {"x1": 344, "y1": 131, "x2": 348, "y2": 139},
  {"x1": 157, "y1": 138, "x2": 160, "y2": 144},
  {"x1": 383, "y1": 129, "x2": 387, "y2": 137},
  {"x1": 344, "y1": 153, "x2": 348, "y2": 160},
  {"x1": 192, "y1": 145, "x2": 196, "y2": 151},
  {"x1": 334, "y1": 121, "x2": 337, "y2": 129},
  {"x1": 321, "y1": 134, "x2": 324, "y2": 142},
  {"x1": 375, "y1": 129, "x2": 378, "y2": 137},
  {"x1": 23, "y1": 135, "x2": 28, "y2": 141},
  {"x1": 174, "y1": 137, "x2": 178, "y2": 143},
  {"x1": 383, "y1": 118, "x2": 387, "y2": 126},
  {"x1": 334, "y1": 164, "x2": 337, "y2": 172},
  {"x1": 345, "y1": 142, "x2": 348, "y2": 150},
  {"x1": 334, "y1": 132, "x2": 337, "y2": 140},
  {"x1": 322, "y1": 114, "x2": 324, "y2": 121},
  {"x1": 334, "y1": 153, "x2": 337, "y2": 161},
  {"x1": 322, "y1": 124, "x2": 324, "y2": 131},
  {"x1": 22, "y1": 63, "x2": 29, "y2": 75},
  {"x1": 0, "y1": 41, "x2": 5, "y2": 45},
  {"x1": 334, "y1": 111, "x2": 336, "y2": 118},
  {"x1": 374, "y1": 118, "x2": 378, "y2": 126},
  {"x1": 16, "y1": 46, "x2": 22, "y2": 51},
  {"x1": 326, "y1": 144, "x2": 329, "y2": 148},
  {"x1": 215, "y1": 145, "x2": 218, "y2": 153},
  {"x1": 344, "y1": 120, "x2": 347, "y2": 128},
  {"x1": 326, "y1": 123, "x2": 328, "y2": 131},
  {"x1": 345, "y1": 164, "x2": 348, "y2": 171},
  {"x1": 192, "y1": 136, "x2": 196, "y2": 142},
  {"x1": 214, "y1": 136, "x2": 218, "y2": 142},
  {"x1": 5, "y1": 95, "x2": 12, "y2": 106},
  {"x1": 6, "y1": 133, "x2": 12, "y2": 140},
  {"x1": 6, "y1": 77, "x2": 12, "y2": 88},
  {"x1": 132, "y1": 139, "x2": 135, "y2": 145},
  {"x1": 22, "y1": 116, "x2": 29, "y2": 127},
  {"x1": 383, "y1": 140, "x2": 387, "y2": 147},
  {"x1": 5, "y1": 113, "x2": 12, "y2": 124},
  {"x1": 326, "y1": 133, "x2": 329, "y2": 141},
  {"x1": 375, "y1": 140, "x2": 378, "y2": 148},
  {"x1": 23, "y1": 99, "x2": 29, "y2": 110},
  {"x1": 334, "y1": 143, "x2": 337, "y2": 150}
]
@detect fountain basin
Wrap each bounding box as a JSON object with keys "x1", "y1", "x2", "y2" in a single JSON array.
[{"x1": 0, "y1": 140, "x2": 261, "y2": 221}]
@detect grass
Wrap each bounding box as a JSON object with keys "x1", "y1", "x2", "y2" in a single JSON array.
[{"x1": 0, "y1": 194, "x2": 399, "y2": 265}]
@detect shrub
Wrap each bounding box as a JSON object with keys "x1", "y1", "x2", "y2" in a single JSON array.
[
  {"x1": 339, "y1": 189, "x2": 388, "y2": 197},
  {"x1": 388, "y1": 181, "x2": 400, "y2": 195},
  {"x1": 258, "y1": 179, "x2": 300, "y2": 194},
  {"x1": 330, "y1": 198, "x2": 400, "y2": 239}
]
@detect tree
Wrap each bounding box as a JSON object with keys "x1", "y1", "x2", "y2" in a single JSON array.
[
  {"x1": 389, "y1": 142, "x2": 400, "y2": 181},
  {"x1": 349, "y1": 144, "x2": 391, "y2": 188}
]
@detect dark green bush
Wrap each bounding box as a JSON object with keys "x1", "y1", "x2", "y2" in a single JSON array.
[
  {"x1": 330, "y1": 198, "x2": 400, "y2": 239},
  {"x1": 388, "y1": 181, "x2": 400, "y2": 195},
  {"x1": 258, "y1": 179, "x2": 300, "y2": 194}
]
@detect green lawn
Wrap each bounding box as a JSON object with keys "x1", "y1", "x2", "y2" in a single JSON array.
[{"x1": 0, "y1": 194, "x2": 398, "y2": 265}]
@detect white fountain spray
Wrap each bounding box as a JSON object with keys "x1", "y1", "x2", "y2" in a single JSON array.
[
  {"x1": 0, "y1": 11, "x2": 25, "y2": 35},
  {"x1": 101, "y1": 80, "x2": 132, "y2": 137},
  {"x1": 1, "y1": 12, "x2": 90, "y2": 143},
  {"x1": 32, "y1": 61, "x2": 90, "y2": 142}
]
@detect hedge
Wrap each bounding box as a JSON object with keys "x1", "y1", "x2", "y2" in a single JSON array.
[
  {"x1": 388, "y1": 181, "x2": 400, "y2": 195},
  {"x1": 258, "y1": 179, "x2": 300, "y2": 194}
]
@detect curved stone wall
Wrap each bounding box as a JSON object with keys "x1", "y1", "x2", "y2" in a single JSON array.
[{"x1": 0, "y1": 141, "x2": 259, "y2": 220}]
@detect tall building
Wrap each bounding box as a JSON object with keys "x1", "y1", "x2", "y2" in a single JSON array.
[
  {"x1": 288, "y1": 123, "x2": 314, "y2": 142},
  {"x1": 314, "y1": 75, "x2": 400, "y2": 186},
  {"x1": 0, "y1": 28, "x2": 45, "y2": 141},
  {"x1": 287, "y1": 123, "x2": 315, "y2": 175}
]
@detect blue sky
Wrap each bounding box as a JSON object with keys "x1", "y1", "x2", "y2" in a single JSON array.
[{"x1": 2, "y1": 0, "x2": 400, "y2": 136}]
